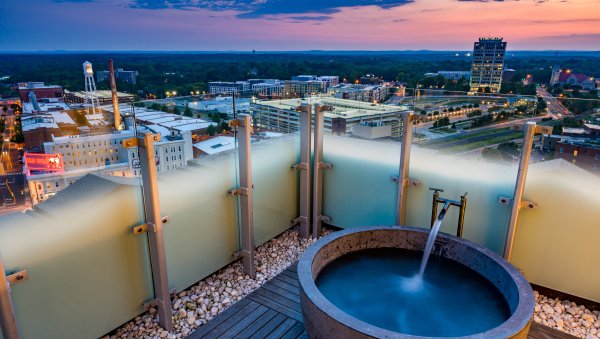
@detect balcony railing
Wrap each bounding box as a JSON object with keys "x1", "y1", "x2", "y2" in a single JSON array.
[{"x1": 1, "y1": 90, "x2": 599, "y2": 338}]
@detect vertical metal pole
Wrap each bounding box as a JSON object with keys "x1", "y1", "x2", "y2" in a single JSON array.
[
  {"x1": 396, "y1": 112, "x2": 413, "y2": 225},
  {"x1": 503, "y1": 122, "x2": 536, "y2": 261},
  {"x1": 138, "y1": 132, "x2": 173, "y2": 331},
  {"x1": 0, "y1": 254, "x2": 19, "y2": 339},
  {"x1": 298, "y1": 107, "x2": 312, "y2": 239},
  {"x1": 312, "y1": 105, "x2": 324, "y2": 238},
  {"x1": 237, "y1": 115, "x2": 256, "y2": 278}
]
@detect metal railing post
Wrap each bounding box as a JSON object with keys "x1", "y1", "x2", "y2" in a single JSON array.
[
  {"x1": 0, "y1": 254, "x2": 23, "y2": 339},
  {"x1": 230, "y1": 115, "x2": 256, "y2": 278},
  {"x1": 292, "y1": 106, "x2": 312, "y2": 238},
  {"x1": 503, "y1": 122, "x2": 551, "y2": 261},
  {"x1": 396, "y1": 112, "x2": 414, "y2": 225},
  {"x1": 122, "y1": 132, "x2": 173, "y2": 331},
  {"x1": 312, "y1": 105, "x2": 331, "y2": 237}
]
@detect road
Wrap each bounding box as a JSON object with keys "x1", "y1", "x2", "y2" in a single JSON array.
[
  {"x1": 0, "y1": 108, "x2": 30, "y2": 212},
  {"x1": 537, "y1": 86, "x2": 570, "y2": 117}
]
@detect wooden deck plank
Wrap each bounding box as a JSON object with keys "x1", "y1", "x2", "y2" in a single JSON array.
[
  {"x1": 210, "y1": 305, "x2": 269, "y2": 339},
  {"x1": 187, "y1": 298, "x2": 252, "y2": 339},
  {"x1": 247, "y1": 292, "x2": 304, "y2": 322},
  {"x1": 297, "y1": 330, "x2": 308, "y2": 339},
  {"x1": 274, "y1": 273, "x2": 300, "y2": 287},
  {"x1": 265, "y1": 318, "x2": 298, "y2": 339},
  {"x1": 281, "y1": 321, "x2": 305, "y2": 339},
  {"x1": 252, "y1": 287, "x2": 302, "y2": 312},
  {"x1": 201, "y1": 301, "x2": 261, "y2": 339},
  {"x1": 268, "y1": 276, "x2": 300, "y2": 295},
  {"x1": 248, "y1": 313, "x2": 288, "y2": 339},
  {"x1": 287, "y1": 263, "x2": 298, "y2": 273},
  {"x1": 528, "y1": 323, "x2": 578, "y2": 339},
  {"x1": 279, "y1": 269, "x2": 298, "y2": 280},
  {"x1": 233, "y1": 309, "x2": 279, "y2": 338},
  {"x1": 262, "y1": 281, "x2": 302, "y2": 303}
]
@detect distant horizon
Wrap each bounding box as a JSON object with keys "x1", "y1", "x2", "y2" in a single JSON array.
[{"x1": 1, "y1": 49, "x2": 599, "y2": 54}]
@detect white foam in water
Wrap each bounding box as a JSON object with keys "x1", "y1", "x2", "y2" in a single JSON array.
[{"x1": 398, "y1": 275, "x2": 424, "y2": 293}]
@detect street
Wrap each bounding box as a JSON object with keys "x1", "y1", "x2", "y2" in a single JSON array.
[
  {"x1": 537, "y1": 86, "x2": 570, "y2": 117},
  {"x1": 0, "y1": 106, "x2": 31, "y2": 213}
]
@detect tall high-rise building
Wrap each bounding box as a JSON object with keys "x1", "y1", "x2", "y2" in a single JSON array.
[{"x1": 469, "y1": 38, "x2": 507, "y2": 93}]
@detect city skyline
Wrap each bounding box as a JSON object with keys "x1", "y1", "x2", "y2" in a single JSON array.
[{"x1": 1, "y1": 0, "x2": 599, "y2": 51}]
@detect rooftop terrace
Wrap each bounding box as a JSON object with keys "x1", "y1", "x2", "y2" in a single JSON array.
[{"x1": 1, "y1": 93, "x2": 600, "y2": 339}]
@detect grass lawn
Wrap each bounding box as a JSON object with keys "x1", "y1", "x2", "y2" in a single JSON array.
[
  {"x1": 424, "y1": 127, "x2": 512, "y2": 146},
  {"x1": 440, "y1": 131, "x2": 523, "y2": 153}
]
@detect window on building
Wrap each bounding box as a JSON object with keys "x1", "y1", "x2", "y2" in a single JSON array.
[
  {"x1": 559, "y1": 148, "x2": 564, "y2": 153},
  {"x1": 596, "y1": 154, "x2": 600, "y2": 161}
]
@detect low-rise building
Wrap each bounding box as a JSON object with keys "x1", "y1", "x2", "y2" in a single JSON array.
[
  {"x1": 283, "y1": 80, "x2": 326, "y2": 98},
  {"x1": 97, "y1": 68, "x2": 139, "y2": 84},
  {"x1": 26, "y1": 125, "x2": 193, "y2": 204},
  {"x1": 208, "y1": 81, "x2": 251, "y2": 95},
  {"x1": 554, "y1": 138, "x2": 600, "y2": 172},
  {"x1": 252, "y1": 97, "x2": 409, "y2": 137},
  {"x1": 18, "y1": 82, "x2": 64, "y2": 103},
  {"x1": 192, "y1": 136, "x2": 237, "y2": 157},
  {"x1": 252, "y1": 83, "x2": 284, "y2": 98},
  {"x1": 331, "y1": 84, "x2": 391, "y2": 103},
  {"x1": 424, "y1": 71, "x2": 471, "y2": 81},
  {"x1": 550, "y1": 65, "x2": 597, "y2": 90},
  {"x1": 64, "y1": 90, "x2": 135, "y2": 105}
]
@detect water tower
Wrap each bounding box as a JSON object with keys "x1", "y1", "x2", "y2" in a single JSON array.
[{"x1": 83, "y1": 61, "x2": 98, "y2": 114}]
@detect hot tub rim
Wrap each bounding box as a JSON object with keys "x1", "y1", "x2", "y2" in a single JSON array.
[{"x1": 298, "y1": 225, "x2": 535, "y2": 339}]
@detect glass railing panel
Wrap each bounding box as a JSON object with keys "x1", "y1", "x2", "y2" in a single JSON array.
[
  {"x1": 0, "y1": 176, "x2": 152, "y2": 338},
  {"x1": 158, "y1": 147, "x2": 240, "y2": 292},
  {"x1": 404, "y1": 89, "x2": 535, "y2": 253},
  {"x1": 406, "y1": 148, "x2": 517, "y2": 254},
  {"x1": 252, "y1": 134, "x2": 300, "y2": 246},
  {"x1": 511, "y1": 160, "x2": 600, "y2": 303},
  {"x1": 322, "y1": 134, "x2": 399, "y2": 227}
]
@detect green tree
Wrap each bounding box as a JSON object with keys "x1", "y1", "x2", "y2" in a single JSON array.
[
  {"x1": 536, "y1": 97, "x2": 547, "y2": 114},
  {"x1": 184, "y1": 107, "x2": 193, "y2": 117},
  {"x1": 207, "y1": 124, "x2": 216, "y2": 136},
  {"x1": 173, "y1": 107, "x2": 181, "y2": 115},
  {"x1": 552, "y1": 124, "x2": 563, "y2": 135},
  {"x1": 160, "y1": 105, "x2": 169, "y2": 113},
  {"x1": 150, "y1": 103, "x2": 161, "y2": 110}
]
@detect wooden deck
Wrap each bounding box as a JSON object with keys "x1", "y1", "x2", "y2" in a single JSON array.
[{"x1": 189, "y1": 263, "x2": 575, "y2": 339}]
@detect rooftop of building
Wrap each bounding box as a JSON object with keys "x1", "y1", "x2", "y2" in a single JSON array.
[
  {"x1": 64, "y1": 89, "x2": 134, "y2": 99},
  {"x1": 21, "y1": 110, "x2": 80, "y2": 131},
  {"x1": 18, "y1": 82, "x2": 62, "y2": 90},
  {"x1": 22, "y1": 101, "x2": 70, "y2": 114},
  {"x1": 49, "y1": 128, "x2": 134, "y2": 143},
  {"x1": 253, "y1": 96, "x2": 408, "y2": 119},
  {"x1": 193, "y1": 135, "x2": 237, "y2": 155}
]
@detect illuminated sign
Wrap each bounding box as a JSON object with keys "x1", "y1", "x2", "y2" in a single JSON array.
[{"x1": 25, "y1": 153, "x2": 64, "y2": 174}]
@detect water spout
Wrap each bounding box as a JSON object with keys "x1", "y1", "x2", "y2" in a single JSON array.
[{"x1": 418, "y1": 201, "x2": 451, "y2": 277}]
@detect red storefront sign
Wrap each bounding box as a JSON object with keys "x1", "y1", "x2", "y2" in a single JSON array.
[{"x1": 25, "y1": 153, "x2": 64, "y2": 174}]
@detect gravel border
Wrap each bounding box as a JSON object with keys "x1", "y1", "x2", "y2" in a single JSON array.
[
  {"x1": 103, "y1": 227, "x2": 328, "y2": 339},
  {"x1": 102, "y1": 229, "x2": 599, "y2": 339},
  {"x1": 534, "y1": 291, "x2": 600, "y2": 338}
]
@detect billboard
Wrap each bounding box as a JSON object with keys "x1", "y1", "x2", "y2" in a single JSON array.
[{"x1": 25, "y1": 153, "x2": 64, "y2": 174}]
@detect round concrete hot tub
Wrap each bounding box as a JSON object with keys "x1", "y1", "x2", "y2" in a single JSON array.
[{"x1": 298, "y1": 226, "x2": 534, "y2": 339}]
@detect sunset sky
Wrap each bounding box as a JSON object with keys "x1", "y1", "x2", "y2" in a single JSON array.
[{"x1": 1, "y1": 0, "x2": 599, "y2": 51}]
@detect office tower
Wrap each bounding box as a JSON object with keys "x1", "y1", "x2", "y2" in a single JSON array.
[{"x1": 469, "y1": 38, "x2": 507, "y2": 93}]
